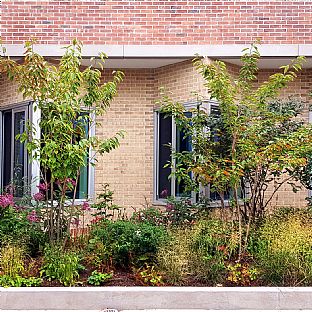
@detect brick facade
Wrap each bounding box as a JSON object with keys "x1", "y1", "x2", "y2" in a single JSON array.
[
  {"x1": 1, "y1": 59, "x2": 311, "y2": 209},
  {"x1": 2, "y1": 1, "x2": 312, "y2": 45}
]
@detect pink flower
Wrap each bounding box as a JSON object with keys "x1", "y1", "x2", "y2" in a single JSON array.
[
  {"x1": 166, "y1": 203, "x2": 174, "y2": 211},
  {"x1": 27, "y1": 210, "x2": 39, "y2": 223},
  {"x1": 66, "y1": 178, "x2": 77, "y2": 187},
  {"x1": 82, "y1": 201, "x2": 91, "y2": 211},
  {"x1": 33, "y1": 192, "x2": 45, "y2": 201},
  {"x1": 0, "y1": 194, "x2": 14, "y2": 208},
  {"x1": 160, "y1": 189, "x2": 169, "y2": 198},
  {"x1": 37, "y1": 182, "x2": 48, "y2": 192}
]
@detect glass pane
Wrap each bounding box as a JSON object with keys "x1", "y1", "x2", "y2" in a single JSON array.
[
  {"x1": 158, "y1": 113, "x2": 172, "y2": 199},
  {"x1": 175, "y1": 112, "x2": 192, "y2": 197},
  {"x1": 13, "y1": 111, "x2": 26, "y2": 197},
  {"x1": 77, "y1": 115, "x2": 89, "y2": 199},
  {"x1": 3, "y1": 111, "x2": 12, "y2": 190},
  {"x1": 66, "y1": 113, "x2": 89, "y2": 199}
]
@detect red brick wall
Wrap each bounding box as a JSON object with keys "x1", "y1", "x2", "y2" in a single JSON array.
[{"x1": 2, "y1": 1, "x2": 312, "y2": 45}]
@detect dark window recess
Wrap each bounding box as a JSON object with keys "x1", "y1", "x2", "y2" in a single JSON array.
[
  {"x1": 175, "y1": 112, "x2": 192, "y2": 197},
  {"x1": 158, "y1": 113, "x2": 172, "y2": 199},
  {"x1": 1, "y1": 108, "x2": 27, "y2": 197},
  {"x1": 40, "y1": 113, "x2": 89, "y2": 199},
  {"x1": 2, "y1": 111, "x2": 12, "y2": 189}
]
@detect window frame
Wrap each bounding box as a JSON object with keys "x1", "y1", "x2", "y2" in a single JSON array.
[
  {"x1": 153, "y1": 99, "x2": 218, "y2": 205},
  {"x1": 0, "y1": 101, "x2": 31, "y2": 195},
  {"x1": 0, "y1": 102, "x2": 95, "y2": 201}
]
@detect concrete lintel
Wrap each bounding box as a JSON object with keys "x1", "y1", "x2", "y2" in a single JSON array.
[
  {"x1": 1, "y1": 44, "x2": 124, "y2": 58},
  {"x1": 299, "y1": 44, "x2": 312, "y2": 56},
  {"x1": 1, "y1": 44, "x2": 302, "y2": 59},
  {"x1": 124, "y1": 44, "x2": 300, "y2": 58},
  {"x1": 2, "y1": 287, "x2": 312, "y2": 310}
]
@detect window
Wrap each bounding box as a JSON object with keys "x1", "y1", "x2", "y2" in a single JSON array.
[
  {"x1": 0, "y1": 103, "x2": 30, "y2": 197},
  {"x1": 154, "y1": 100, "x2": 220, "y2": 202},
  {"x1": 0, "y1": 102, "x2": 94, "y2": 199}
]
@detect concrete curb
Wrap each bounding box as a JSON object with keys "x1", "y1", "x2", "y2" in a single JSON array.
[{"x1": 1, "y1": 287, "x2": 312, "y2": 310}]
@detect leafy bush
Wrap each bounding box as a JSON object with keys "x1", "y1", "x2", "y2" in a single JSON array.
[
  {"x1": 134, "y1": 264, "x2": 164, "y2": 286},
  {"x1": 131, "y1": 207, "x2": 165, "y2": 226},
  {"x1": 189, "y1": 218, "x2": 239, "y2": 283},
  {"x1": 252, "y1": 208, "x2": 312, "y2": 286},
  {"x1": 89, "y1": 220, "x2": 167, "y2": 268},
  {"x1": 87, "y1": 270, "x2": 112, "y2": 286},
  {"x1": 0, "y1": 194, "x2": 47, "y2": 255},
  {"x1": 41, "y1": 246, "x2": 82, "y2": 286},
  {"x1": 157, "y1": 218, "x2": 239, "y2": 285},
  {"x1": 0, "y1": 275, "x2": 42, "y2": 287},
  {"x1": 157, "y1": 228, "x2": 193, "y2": 284}
]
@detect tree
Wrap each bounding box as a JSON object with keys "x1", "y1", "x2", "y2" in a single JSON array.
[
  {"x1": 159, "y1": 44, "x2": 312, "y2": 252},
  {"x1": 0, "y1": 39, "x2": 125, "y2": 242}
]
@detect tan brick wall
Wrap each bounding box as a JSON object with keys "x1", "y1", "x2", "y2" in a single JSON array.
[
  {"x1": 155, "y1": 60, "x2": 209, "y2": 104},
  {"x1": 95, "y1": 69, "x2": 155, "y2": 209},
  {"x1": 0, "y1": 61, "x2": 311, "y2": 210},
  {"x1": 0, "y1": 74, "x2": 23, "y2": 107}
]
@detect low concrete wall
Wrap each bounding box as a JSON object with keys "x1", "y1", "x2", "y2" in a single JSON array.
[{"x1": 1, "y1": 287, "x2": 312, "y2": 310}]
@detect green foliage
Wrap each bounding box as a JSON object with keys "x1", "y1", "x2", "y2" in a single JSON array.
[
  {"x1": 41, "y1": 246, "x2": 81, "y2": 286},
  {"x1": 157, "y1": 218, "x2": 239, "y2": 285},
  {"x1": 0, "y1": 202, "x2": 47, "y2": 256},
  {"x1": 190, "y1": 219, "x2": 239, "y2": 283},
  {"x1": 252, "y1": 208, "x2": 312, "y2": 286},
  {"x1": 131, "y1": 206, "x2": 165, "y2": 226},
  {"x1": 91, "y1": 184, "x2": 124, "y2": 220},
  {"x1": 0, "y1": 40, "x2": 124, "y2": 243},
  {"x1": 164, "y1": 196, "x2": 211, "y2": 225},
  {"x1": 0, "y1": 244, "x2": 25, "y2": 278},
  {"x1": 227, "y1": 263, "x2": 259, "y2": 286},
  {"x1": 89, "y1": 220, "x2": 167, "y2": 268},
  {"x1": 87, "y1": 270, "x2": 112, "y2": 286},
  {"x1": 0, "y1": 275, "x2": 42, "y2": 287},
  {"x1": 135, "y1": 264, "x2": 164, "y2": 286},
  {"x1": 156, "y1": 228, "x2": 193, "y2": 284}
]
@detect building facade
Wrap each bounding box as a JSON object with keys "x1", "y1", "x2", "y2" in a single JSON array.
[{"x1": 0, "y1": 1, "x2": 311, "y2": 209}]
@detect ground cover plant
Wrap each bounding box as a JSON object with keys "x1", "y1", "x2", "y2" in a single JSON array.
[{"x1": 0, "y1": 42, "x2": 311, "y2": 286}]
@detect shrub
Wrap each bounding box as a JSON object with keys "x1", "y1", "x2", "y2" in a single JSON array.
[
  {"x1": 0, "y1": 244, "x2": 25, "y2": 278},
  {"x1": 189, "y1": 218, "x2": 239, "y2": 284},
  {"x1": 89, "y1": 220, "x2": 167, "y2": 268},
  {"x1": 87, "y1": 270, "x2": 112, "y2": 286},
  {"x1": 131, "y1": 207, "x2": 165, "y2": 226},
  {"x1": 0, "y1": 198, "x2": 47, "y2": 256},
  {"x1": 157, "y1": 218, "x2": 239, "y2": 285},
  {"x1": 252, "y1": 208, "x2": 312, "y2": 286},
  {"x1": 41, "y1": 246, "x2": 82, "y2": 286},
  {"x1": 157, "y1": 228, "x2": 193, "y2": 284}
]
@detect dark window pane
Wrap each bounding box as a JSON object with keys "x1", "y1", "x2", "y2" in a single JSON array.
[
  {"x1": 41, "y1": 112, "x2": 89, "y2": 199},
  {"x1": 175, "y1": 112, "x2": 192, "y2": 197},
  {"x1": 3, "y1": 111, "x2": 12, "y2": 189},
  {"x1": 158, "y1": 113, "x2": 172, "y2": 198},
  {"x1": 13, "y1": 111, "x2": 26, "y2": 197}
]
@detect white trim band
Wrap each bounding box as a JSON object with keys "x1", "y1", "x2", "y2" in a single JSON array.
[{"x1": 2, "y1": 44, "x2": 310, "y2": 58}]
